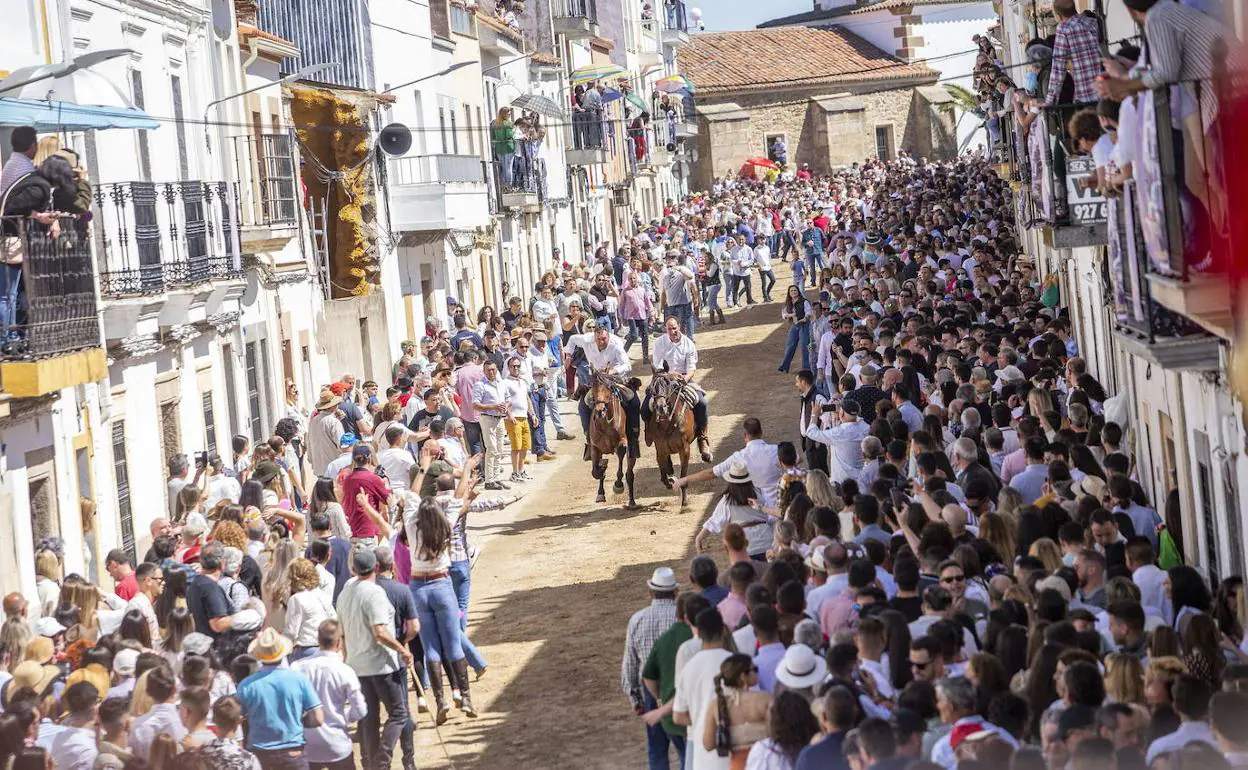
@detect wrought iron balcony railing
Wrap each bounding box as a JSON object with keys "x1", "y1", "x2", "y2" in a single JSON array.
[
  {"x1": 94, "y1": 181, "x2": 243, "y2": 298},
  {"x1": 232, "y1": 133, "x2": 300, "y2": 228},
  {"x1": 0, "y1": 215, "x2": 101, "y2": 360}
]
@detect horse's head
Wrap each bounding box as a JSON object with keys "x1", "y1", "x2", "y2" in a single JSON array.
[
  {"x1": 649, "y1": 374, "x2": 681, "y2": 422},
  {"x1": 589, "y1": 371, "x2": 619, "y2": 422}
]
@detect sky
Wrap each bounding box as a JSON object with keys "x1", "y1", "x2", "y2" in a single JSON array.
[{"x1": 699, "y1": 0, "x2": 813, "y2": 31}]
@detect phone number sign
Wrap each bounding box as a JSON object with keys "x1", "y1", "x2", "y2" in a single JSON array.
[{"x1": 1066, "y1": 156, "x2": 1107, "y2": 226}]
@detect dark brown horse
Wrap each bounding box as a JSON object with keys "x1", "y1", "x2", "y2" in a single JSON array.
[
  {"x1": 645, "y1": 372, "x2": 697, "y2": 509},
  {"x1": 587, "y1": 370, "x2": 639, "y2": 508}
]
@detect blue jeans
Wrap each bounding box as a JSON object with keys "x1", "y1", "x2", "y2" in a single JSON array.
[
  {"x1": 779, "y1": 321, "x2": 810, "y2": 372},
  {"x1": 409, "y1": 577, "x2": 465, "y2": 665},
  {"x1": 464, "y1": 420, "x2": 485, "y2": 456},
  {"x1": 664, "y1": 302, "x2": 694, "y2": 339},
  {"x1": 623, "y1": 318, "x2": 650, "y2": 359},
  {"x1": 805, "y1": 252, "x2": 824, "y2": 284},
  {"x1": 0, "y1": 264, "x2": 22, "y2": 341},
  {"x1": 644, "y1": 690, "x2": 686, "y2": 770},
  {"x1": 759, "y1": 269, "x2": 776, "y2": 300},
  {"x1": 545, "y1": 377, "x2": 566, "y2": 432},
  {"x1": 705, "y1": 284, "x2": 721, "y2": 314},
  {"x1": 449, "y1": 560, "x2": 488, "y2": 673},
  {"x1": 530, "y1": 389, "x2": 550, "y2": 455}
]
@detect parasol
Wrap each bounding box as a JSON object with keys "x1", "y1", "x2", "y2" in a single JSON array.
[
  {"x1": 569, "y1": 63, "x2": 627, "y2": 85},
  {"x1": 654, "y1": 74, "x2": 695, "y2": 94},
  {"x1": 744, "y1": 157, "x2": 780, "y2": 170},
  {"x1": 509, "y1": 92, "x2": 568, "y2": 120}
]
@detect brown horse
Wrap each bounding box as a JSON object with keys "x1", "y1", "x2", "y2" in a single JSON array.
[
  {"x1": 645, "y1": 373, "x2": 697, "y2": 509},
  {"x1": 587, "y1": 370, "x2": 639, "y2": 508}
]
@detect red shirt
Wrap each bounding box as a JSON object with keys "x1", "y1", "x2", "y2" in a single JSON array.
[
  {"x1": 114, "y1": 572, "x2": 138, "y2": 601},
  {"x1": 342, "y1": 467, "x2": 390, "y2": 538}
]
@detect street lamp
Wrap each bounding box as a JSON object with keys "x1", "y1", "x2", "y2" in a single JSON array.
[
  {"x1": 382, "y1": 61, "x2": 480, "y2": 94},
  {"x1": 0, "y1": 48, "x2": 134, "y2": 96},
  {"x1": 202, "y1": 62, "x2": 333, "y2": 127}
]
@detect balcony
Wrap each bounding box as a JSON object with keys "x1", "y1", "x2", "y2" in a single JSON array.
[
  {"x1": 567, "y1": 110, "x2": 610, "y2": 165},
  {"x1": 1016, "y1": 107, "x2": 1108, "y2": 249},
  {"x1": 0, "y1": 215, "x2": 106, "y2": 397},
  {"x1": 674, "y1": 98, "x2": 698, "y2": 137},
  {"x1": 552, "y1": 0, "x2": 598, "y2": 39},
  {"x1": 1132, "y1": 86, "x2": 1233, "y2": 339},
  {"x1": 643, "y1": 118, "x2": 676, "y2": 168},
  {"x1": 93, "y1": 181, "x2": 244, "y2": 322},
  {"x1": 388, "y1": 154, "x2": 491, "y2": 231},
  {"x1": 478, "y1": 14, "x2": 524, "y2": 55},
  {"x1": 637, "y1": 19, "x2": 663, "y2": 67},
  {"x1": 493, "y1": 146, "x2": 545, "y2": 212},
  {"x1": 232, "y1": 133, "x2": 301, "y2": 244},
  {"x1": 1108, "y1": 179, "x2": 1222, "y2": 370},
  {"x1": 660, "y1": 0, "x2": 690, "y2": 47}
]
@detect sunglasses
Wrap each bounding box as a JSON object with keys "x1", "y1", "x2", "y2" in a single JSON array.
[
  {"x1": 941, "y1": 574, "x2": 966, "y2": 584},
  {"x1": 911, "y1": 660, "x2": 931, "y2": 671}
]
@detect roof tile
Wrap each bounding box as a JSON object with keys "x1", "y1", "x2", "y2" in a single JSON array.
[{"x1": 681, "y1": 27, "x2": 937, "y2": 95}]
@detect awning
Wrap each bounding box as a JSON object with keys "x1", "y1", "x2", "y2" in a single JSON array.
[{"x1": 0, "y1": 97, "x2": 159, "y2": 131}]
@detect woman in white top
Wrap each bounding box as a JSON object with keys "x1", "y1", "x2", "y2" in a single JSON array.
[
  {"x1": 743, "y1": 691, "x2": 821, "y2": 770},
  {"x1": 695, "y1": 463, "x2": 775, "y2": 559},
  {"x1": 34, "y1": 549, "x2": 61, "y2": 618},
  {"x1": 284, "y1": 558, "x2": 336, "y2": 662}
]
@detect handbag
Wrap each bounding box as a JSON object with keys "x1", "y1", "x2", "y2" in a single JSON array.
[{"x1": 1, "y1": 173, "x2": 33, "y2": 266}]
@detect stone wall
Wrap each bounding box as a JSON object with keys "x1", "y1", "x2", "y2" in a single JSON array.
[{"x1": 692, "y1": 78, "x2": 938, "y2": 188}]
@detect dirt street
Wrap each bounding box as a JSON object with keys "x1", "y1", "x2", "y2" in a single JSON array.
[{"x1": 414, "y1": 266, "x2": 802, "y2": 769}]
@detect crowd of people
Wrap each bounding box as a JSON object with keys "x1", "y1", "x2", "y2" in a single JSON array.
[
  {"x1": 3, "y1": 10, "x2": 1247, "y2": 768},
  {"x1": 617, "y1": 147, "x2": 1248, "y2": 770}
]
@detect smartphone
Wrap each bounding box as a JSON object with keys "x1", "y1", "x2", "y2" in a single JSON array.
[
  {"x1": 890, "y1": 488, "x2": 908, "y2": 510},
  {"x1": 195, "y1": 451, "x2": 208, "y2": 470}
]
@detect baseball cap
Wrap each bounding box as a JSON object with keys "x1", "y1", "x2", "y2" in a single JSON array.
[{"x1": 352, "y1": 547, "x2": 378, "y2": 575}]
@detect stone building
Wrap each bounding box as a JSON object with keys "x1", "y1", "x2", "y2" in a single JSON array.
[{"x1": 681, "y1": 26, "x2": 957, "y2": 191}]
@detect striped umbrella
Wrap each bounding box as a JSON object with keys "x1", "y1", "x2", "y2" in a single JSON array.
[
  {"x1": 654, "y1": 74, "x2": 695, "y2": 94},
  {"x1": 569, "y1": 63, "x2": 627, "y2": 85}
]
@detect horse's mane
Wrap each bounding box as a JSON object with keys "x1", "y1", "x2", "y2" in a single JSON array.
[{"x1": 591, "y1": 370, "x2": 627, "y2": 390}]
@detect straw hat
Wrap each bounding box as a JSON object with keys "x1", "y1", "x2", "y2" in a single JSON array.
[
  {"x1": 248, "y1": 627, "x2": 292, "y2": 664},
  {"x1": 315, "y1": 391, "x2": 343, "y2": 411},
  {"x1": 774, "y1": 644, "x2": 828, "y2": 690}
]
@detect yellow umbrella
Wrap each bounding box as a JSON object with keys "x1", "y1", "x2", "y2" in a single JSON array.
[{"x1": 569, "y1": 63, "x2": 627, "y2": 85}]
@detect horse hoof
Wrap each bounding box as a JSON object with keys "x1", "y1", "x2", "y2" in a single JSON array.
[
  {"x1": 662, "y1": 478, "x2": 674, "y2": 489},
  {"x1": 613, "y1": 482, "x2": 625, "y2": 494},
  {"x1": 595, "y1": 494, "x2": 606, "y2": 503}
]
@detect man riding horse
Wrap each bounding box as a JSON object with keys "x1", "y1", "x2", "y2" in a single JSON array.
[
  {"x1": 568, "y1": 323, "x2": 641, "y2": 461},
  {"x1": 644, "y1": 318, "x2": 712, "y2": 463}
]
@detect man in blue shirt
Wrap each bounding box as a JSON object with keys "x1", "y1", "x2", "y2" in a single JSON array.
[
  {"x1": 795, "y1": 686, "x2": 855, "y2": 770},
  {"x1": 235, "y1": 627, "x2": 324, "y2": 767},
  {"x1": 802, "y1": 220, "x2": 824, "y2": 287},
  {"x1": 450, "y1": 314, "x2": 483, "y2": 351},
  {"x1": 305, "y1": 513, "x2": 351, "y2": 602},
  {"x1": 690, "y1": 556, "x2": 728, "y2": 606}
]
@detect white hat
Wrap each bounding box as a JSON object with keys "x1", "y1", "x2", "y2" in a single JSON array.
[
  {"x1": 35, "y1": 617, "x2": 66, "y2": 638},
  {"x1": 182, "y1": 512, "x2": 209, "y2": 537},
  {"x1": 804, "y1": 548, "x2": 827, "y2": 574},
  {"x1": 647, "y1": 567, "x2": 677, "y2": 592},
  {"x1": 112, "y1": 649, "x2": 139, "y2": 677},
  {"x1": 725, "y1": 462, "x2": 752, "y2": 485},
  {"x1": 775, "y1": 644, "x2": 828, "y2": 690},
  {"x1": 994, "y1": 365, "x2": 1025, "y2": 383}
]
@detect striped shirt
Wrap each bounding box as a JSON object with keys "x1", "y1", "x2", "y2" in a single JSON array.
[
  {"x1": 1139, "y1": 0, "x2": 1235, "y2": 127},
  {"x1": 0, "y1": 154, "x2": 35, "y2": 201}
]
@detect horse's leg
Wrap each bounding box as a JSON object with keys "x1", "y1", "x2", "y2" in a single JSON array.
[
  {"x1": 626, "y1": 454, "x2": 637, "y2": 509},
  {"x1": 678, "y1": 446, "x2": 690, "y2": 510},
  {"x1": 612, "y1": 445, "x2": 626, "y2": 494},
  {"x1": 660, "y1": 447, "x2": 674, "y2": 489},
  {"x1": 592, "y1": 450, "x2": 607, "y2": 502}
]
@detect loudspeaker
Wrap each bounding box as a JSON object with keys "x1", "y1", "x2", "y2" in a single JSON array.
[
  {"x1": 666, "y1": 142, "x2": 676, "y2": 152},
  {"x1": 377, "y1": 123, "x2": 413, "y2": 156}
]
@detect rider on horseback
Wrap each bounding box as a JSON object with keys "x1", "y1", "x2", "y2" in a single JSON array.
[
  {"x1": 644, "y1": 317, "x2": 712, "y2": 463},
  {"x1": 567, "y1": 323, "x2": 640, "y2": 461}
]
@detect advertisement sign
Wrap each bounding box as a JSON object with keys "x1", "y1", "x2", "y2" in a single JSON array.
[{"x1": 1065, "y1": 156, "x2": 1108, "y2": 225}]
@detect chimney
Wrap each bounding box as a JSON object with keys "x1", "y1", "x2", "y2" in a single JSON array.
[{"x1": 235, "y1": 0, "x2": 259, "y2": 27}]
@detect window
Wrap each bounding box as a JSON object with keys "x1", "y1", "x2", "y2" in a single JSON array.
[
  {"x1": 259, "y1": 337, "x2": 274, "y2": 437},
  {"x1": 450, "y1": 108, "x2": 459, "y2": 154},
  {"x1": 765, "y1": 134, "x2": 786, "y2": 165},
  {"x1": 438, "y1": 106, "x2": 448, "y2": 154},
  {"x1": 202, "y1": 392, "x2": 217, "y2": 455},
  {"x1": 464, "y1": 105, "x2": 475, "y2": 155},
  {"x1": 245, "y1": 341, "x2": 263, "y2": 442},
  {"x1": 112, "y1": 421, "x2": 135, "y2": 561},
  {"x1": 874, "y1": 125, "x2": 894, "y2": 161},
  {"x1": 1195, "y1": 431, "x2": 1218, "y2": 581},
  {"x1": 222, "y1": 343, "x2": 239, "y2": 435},
  {"x1": 129, "y1": 71, "x2": 152, "y2": 181},
  {"x1": 170, "y1": 75, "x2": 189, "y2": 180}
]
